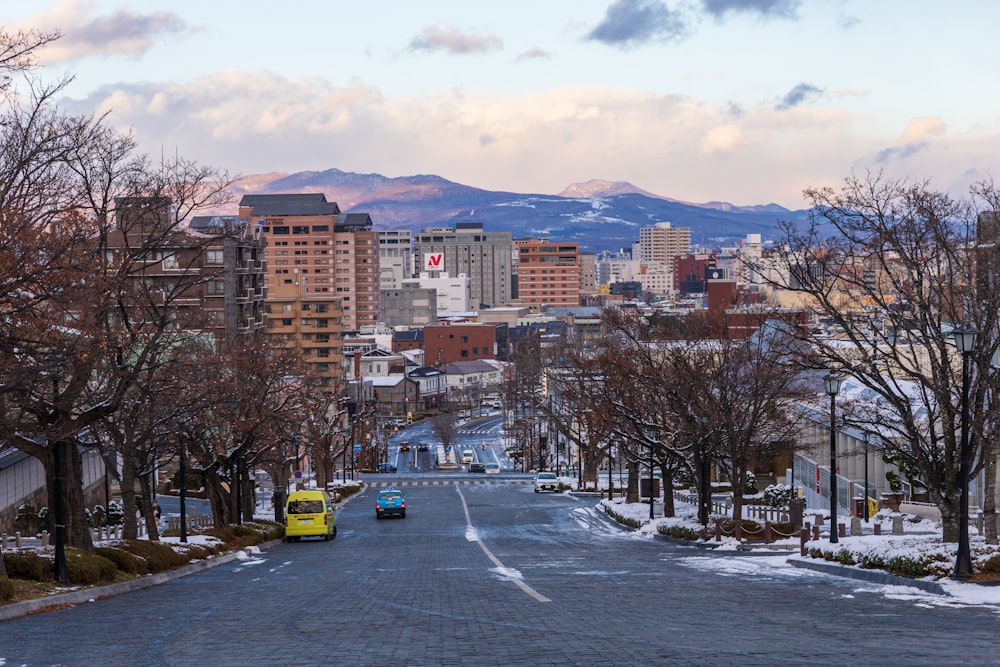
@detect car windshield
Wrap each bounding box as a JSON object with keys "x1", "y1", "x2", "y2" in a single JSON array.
[
  {"x1": 379, "y1": 492, "x2": 403, "y2": 501},
  {"x1": 537, "y1": 473, "x2": 557, "y2": 480}
]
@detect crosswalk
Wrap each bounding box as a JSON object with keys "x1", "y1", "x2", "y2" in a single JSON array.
[{"x1": 365, "y1": 479, "x2": 532, "y2": 488}]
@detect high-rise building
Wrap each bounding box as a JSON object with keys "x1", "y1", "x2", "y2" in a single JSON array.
[
  {"x1": 239, "y1": 194, "x2": 380, "y2": 332},
  {"x1": 378, "y1": 229, "x2": 413, "y2": 290},
  {"x1": 515, "y1": 239, "x2": 580, "y2": 307},
  {"x1": 266, "y1": 276, "x2": 344, "y2": 387},
  {"x1": 413, "y1": 223, "x2": 512, "y2": 307},
  {"x1": 639, "y1": 222, "x2": 691, "y2": 291},
  {"x1": 109, "y1": 203, "x2": 267, "y2": 348}
]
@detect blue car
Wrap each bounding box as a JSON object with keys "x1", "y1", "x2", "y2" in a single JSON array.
[{"x1": 376, "y1": 488, "x2": 406, "y2": 519}]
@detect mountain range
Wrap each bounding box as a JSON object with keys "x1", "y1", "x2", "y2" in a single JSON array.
[{"x1": 225, "y1": 168, "x2": 808, "y2": 253}]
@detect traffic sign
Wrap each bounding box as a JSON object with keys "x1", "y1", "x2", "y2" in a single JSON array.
[{"x1": 354, "y1": 443, "x2": 362, "y2": 454}]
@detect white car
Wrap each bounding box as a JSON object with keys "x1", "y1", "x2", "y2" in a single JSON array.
[
  {"x1": 534, "y1": 471, "x2": 558, "y2": 492},
  {"x1": 485, "y1": 462, "x2": 500, "y2": 474}
]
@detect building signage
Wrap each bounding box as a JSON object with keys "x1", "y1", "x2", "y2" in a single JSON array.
[{"x1": 424, "y1": 252, "x2": 445, "y2": 271}]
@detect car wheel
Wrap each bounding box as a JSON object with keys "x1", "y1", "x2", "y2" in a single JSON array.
[
  {"x1": 376, "y1": 513, "x2": 381, "y2": 520},
  {"x1": 401, "y1": 511, "x2": 406, "y2": 519},
  {"x1": 331, "y1": 526, "x2": 337, "y2": 539}
]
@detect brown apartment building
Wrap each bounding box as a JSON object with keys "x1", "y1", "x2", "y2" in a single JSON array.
[
  {"x1": 239, "y1": 194, "x2": 380, "y2": 332},
  {"x1": 515, "y1": 239, "x2": 581, "y2": 307},
  {"x1": 266, "y1": 276, "x2": 345, "y2": 388},
  {"x1": 107, "y1": 201, "x2": 267, "y2": 347}
]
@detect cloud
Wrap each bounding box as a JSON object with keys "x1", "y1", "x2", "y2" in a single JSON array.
[
  {"x1": 16, "y1": 0, "x2": 188, "y2": 64},
  {"x1": 408, "y1": 25, "x2": 503, "y2": 54},
  {"x1": 63, "y1": 72, "x2": 997, "y2": 210},
  {"x1": 701, "y1": 0, "x2": 801, "y2": 19},
  {"x1": 775, "y1": 82, "x2": 823, "y2": 110},
  {"x1": 874, "y1": 117, "x2": 947, "y2": 163},
  {"x1": 515, "y1": 48, "x2": 550, "y2": 63},
  {"x1": 586, "y1": 0, "x2": 691, "y2": 48}
]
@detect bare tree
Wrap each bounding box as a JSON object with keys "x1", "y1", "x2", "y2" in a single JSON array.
[{"x1": 753, "y1": 172, "x2": 1000, "y2": 543}]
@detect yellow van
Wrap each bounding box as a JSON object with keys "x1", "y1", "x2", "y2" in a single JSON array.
[{"x1": 285, "y1": 490, "x2": 337, "y2": 542}]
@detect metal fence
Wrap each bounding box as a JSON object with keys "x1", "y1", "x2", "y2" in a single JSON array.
[
  {"x1": 0, "y1": 447, "x2": 105, "y2": 516},
  {"x1": 792, "y1": 452, "x2": 853, "y2": 517}
]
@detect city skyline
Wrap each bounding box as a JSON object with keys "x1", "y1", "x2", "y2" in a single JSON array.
[{"x1": 6, "y1": 0, "x2": 999, "y2": 209}]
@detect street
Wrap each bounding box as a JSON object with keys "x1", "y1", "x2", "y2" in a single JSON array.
[{"x1": 2, "y1": 477, "x2": 999, "y2": 666}]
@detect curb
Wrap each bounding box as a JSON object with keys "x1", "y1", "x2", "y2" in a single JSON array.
[
  {"x1": 0, "y1": 538, "x2": 283, "y2": 623},
  {"x1": 787, "y1": 557, "x2": 948, "y2": 595}
]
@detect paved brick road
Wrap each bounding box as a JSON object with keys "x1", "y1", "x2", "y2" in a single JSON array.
[{"x1": 2, "y1": 480, "x2": 998, "y2": 666}]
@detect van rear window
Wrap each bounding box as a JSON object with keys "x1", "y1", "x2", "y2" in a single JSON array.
[{"x1": 288, "y1": 499, "x2": 324, "y2": 514}]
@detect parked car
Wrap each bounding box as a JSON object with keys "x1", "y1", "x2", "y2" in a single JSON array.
[
  {"x1": 375, "y1": 488, "x2": 406, "y2": 519},
  {"x1": 469, "y1": 462, "x2": 486, "y2": 473},
  {"x1": 485, "y1": 462, "x2": 500, "y2": 474},
  {"x1": 376, "y1": 462, "x2": 397, "y2": 474},
  {"x1": 534, "y1": 471, "x2": 559, "y2": 492}
]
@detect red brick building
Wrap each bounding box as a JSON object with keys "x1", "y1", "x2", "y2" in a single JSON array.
[{"x1": 424, "y1": 323, "x2": 503, "y2": 366}]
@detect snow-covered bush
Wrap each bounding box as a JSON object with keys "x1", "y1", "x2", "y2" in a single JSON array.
[
  {"x1": 762, "y1": 484, "x2": 793, "y2": 508},
  {"x1": 743, "y1": 471, "x2": 758, "y2": 495}
]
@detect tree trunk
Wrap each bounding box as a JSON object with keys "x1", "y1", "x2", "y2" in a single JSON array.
[
  {"x1": 625, "y1": 460, "x2": 640, "y2": 503},
  {"x1": 138, "y1": 473, "x2": 159, "y2": 541},
  {"x1": 730, "y1": 469, "x2": 745, "y2": 524},
  {"x1": 47, "y1": 440, "x2": 94, "y2": 551},
  {"x1": 120, "y1": 453, "x2": 139, "y2": 540},
  {"x1": 204, "y1": 472, "x2": 230, "y2": 529},
  {"x1": 661, "y1": 465, "x2": 675, "y2": 518},
  {"x1": 985, "y1": 451, "x2": 997, "y2": 545}
]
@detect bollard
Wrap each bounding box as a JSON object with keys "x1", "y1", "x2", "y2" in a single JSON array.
[
  {"x1": 41, "y1": 530, "x2": 49, "y2": 546},
  {"x1": 815, "y1": 513, "x2": 825, "y2": 528},
  {"x1": 874, "y1": 523, "x2": 881, "y2": 536},
  {"x1": 891, "y1": 513, "x2": 904, "y2": 535},
  {"x1": 851, "y1": 517, "x2": 862, "y2": 536},
  {"x1": 15, "y1": 531, "x2": 21, "y2": 548},
  {"x1": 838, "y1": 522, "x2": 846, "y2": 538},
  {"x1": 715, "y1": 519, "x2": 723, "y2": 542},
  {"x1": 800, "y1": 527, "x2": 810, "y2": 556},
  {"x1": 812, "y1": 525, "x2": 820, "y2": 541},
  {"x1": 764, "y1": 522, "x2": 773, "y2": 544}
]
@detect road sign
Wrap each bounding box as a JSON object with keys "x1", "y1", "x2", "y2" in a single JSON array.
[
  {"x1": 294, "y1": 470, "x2": 302, "y2": 479},
  {"x1": 354, "y1": 443, "x2": 362, "y2": 454}
]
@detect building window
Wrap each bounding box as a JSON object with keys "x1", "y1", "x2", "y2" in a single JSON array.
[
  {"x1": 272, "y1": 226, "x2": 289, "y2": 234},
  {"x1": 293, "y1": 226, "x2": 309, "y2": 234},
  {"x1": 206, "y1": 280, "x2": 225, "y2": 295},
  {"x1": 206, "y1": 250, "x2": 224, "y2": 264}
]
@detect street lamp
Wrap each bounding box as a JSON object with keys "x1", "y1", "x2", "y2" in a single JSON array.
[
  {"x1": 824, "y1": 373, "x2": 843, "y2": 544},
  {"x1": 953, "y1": 325, "x2": 978, "y2": 580},
  {"x1": 862, "y1": 432, "x2": 870, "y2": 522}
]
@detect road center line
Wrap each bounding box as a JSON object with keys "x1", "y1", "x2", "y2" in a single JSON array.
[{"x1": 456, "y1": 487, "x2": 551, "y2": 603}]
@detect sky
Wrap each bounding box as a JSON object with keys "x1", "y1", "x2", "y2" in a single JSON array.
[{"x1": 5, "y1": 0, "x2": 1000, "y2": 209}]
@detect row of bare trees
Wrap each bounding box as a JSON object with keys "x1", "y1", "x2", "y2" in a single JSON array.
[
  {"x1": 503, "y1": 309, "x2": 810, "y2": 524},
  {"x1": 0, "y1": 30, "x2": 342, "y2": 556}
]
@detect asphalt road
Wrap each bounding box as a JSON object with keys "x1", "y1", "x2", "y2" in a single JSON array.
[{"x1": 2, "y1": 478, "x2": 999, "y2": 666}]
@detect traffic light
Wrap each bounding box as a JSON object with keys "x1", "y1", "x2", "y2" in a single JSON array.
[
  {"x1": 406, "y1": 412, "x2": 412, "y2": 424},
  {"x1": 481, "y1": 441, "x2": 486, "y2": 450}
]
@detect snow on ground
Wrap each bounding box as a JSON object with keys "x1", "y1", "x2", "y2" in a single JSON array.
[{"x1": 591, "y1": 490, "x2": 1000, "y2": 609}]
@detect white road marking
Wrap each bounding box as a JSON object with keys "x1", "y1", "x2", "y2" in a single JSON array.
[{"x1": 456, "y1": 486, "x2": 551, "y2": 603}]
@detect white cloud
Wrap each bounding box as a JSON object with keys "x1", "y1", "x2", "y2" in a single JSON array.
[{"x1": 64, "y1": 72, "x2": 998, "y2": 209}]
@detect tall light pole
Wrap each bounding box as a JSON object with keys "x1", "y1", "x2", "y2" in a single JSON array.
[
  {"x1": 824, "y1": 373, "x2": 842, "y2": 544},
  {"x1": 862, "y1": 432, "x2": 870, "y2": 522},
  {"x1": 953, "y1": 325, "x2": 978, "y2": 580}
]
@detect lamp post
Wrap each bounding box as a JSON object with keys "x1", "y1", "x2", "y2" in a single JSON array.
[
  {"x1": 824, "y1": 373, "x2": 842, "y2": 544},
  {"x1": 953, "y1": 325, "x2": 978, "y2": 580},
  {"x1": 863, "y1": 432, "x2": 870, "y2": 522}
]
